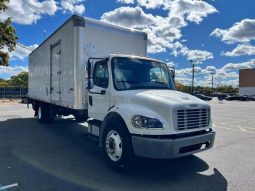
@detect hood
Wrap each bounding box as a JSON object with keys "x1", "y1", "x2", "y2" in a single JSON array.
[{"x1": 116, "y1": 89, "x2": 206, "y2": 106}]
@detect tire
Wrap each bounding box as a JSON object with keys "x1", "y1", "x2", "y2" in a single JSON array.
[
  {"x1": 38, "y1": 104, "x2": 54, "y2": 123},
  {"x1": 102, "y1": 120, "x2": 134, "y2": 172}
]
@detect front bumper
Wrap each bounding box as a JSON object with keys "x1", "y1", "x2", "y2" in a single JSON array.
[{"x1": 132, "y1": 129, "x2": 216, "y2": 159}]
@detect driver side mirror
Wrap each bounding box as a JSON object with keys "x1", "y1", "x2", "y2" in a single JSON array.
[
  {"x1": 168, "y1": 66, "x2": 175, "y2": 82},
  {"x1": 86, "y1": 59, "x2": 94, "y2": 89},
  {"x1": 86, "y1": 79, "x2": 94, "y2": 89}
]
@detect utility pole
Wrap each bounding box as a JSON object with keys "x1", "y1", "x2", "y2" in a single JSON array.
[
  {"x1": 189, "y1": 59, "x2": 198, "y2": 94},
  {"x1": 192, "y1": 63, "x2": 195, "y2": 94},
  {"x1": 211, "y1": 73, "x2": 214, "y2": 89},
  {"x1": 210, "y1": 72, "x2": 216, "y2": 91}
]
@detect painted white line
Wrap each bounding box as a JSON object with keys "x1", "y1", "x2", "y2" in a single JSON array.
[
  {"x1": 214, "y1": 118, "x2": 255, "y2": 125},
  {"x1": 238, "y1": 126, "x2": 255, "y2": 134},
  {"x1": 213, "y1": 124, "x2": 236, "y2": 130},
  {"x1": 0, "y1": 183, "x2": 18, "y2": 190},
  {"x1": 213, "y1": 123, "x2": 255, "y2": 134},
  {"x1": 241, "y1": 126, "x2": 255, "y2": 130}
]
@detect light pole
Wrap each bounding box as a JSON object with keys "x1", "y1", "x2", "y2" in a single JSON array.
[
  {"x1": 189, "y1": 59, "x2": 198, "y2": 94},
  {"x1": 210, "y1": 72, "x2": 216, "y2": 91}
]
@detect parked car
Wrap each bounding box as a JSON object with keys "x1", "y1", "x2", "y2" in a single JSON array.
[
  {"x1": 225, "y1": 95, "x2": 249, "y2": 101},
  {"x1": 194, "y1": 94, "x2": 212, "y2": 101},
  {"x1": 245, "y1": 95, "x2": 255, "y2": 101}
]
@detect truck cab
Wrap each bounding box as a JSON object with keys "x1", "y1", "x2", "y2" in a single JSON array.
[{"x1": 86, "y1": 54, "x2": 215, "y2": 170}]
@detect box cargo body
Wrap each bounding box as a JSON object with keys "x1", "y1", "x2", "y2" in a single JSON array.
[{"x1": 28, "y1": 15, "x2": 147, "y2": 110}]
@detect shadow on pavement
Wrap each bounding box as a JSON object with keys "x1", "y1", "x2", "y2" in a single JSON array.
[{"x1": 0, "y1": 117, "x2": 228, "y2": 191}]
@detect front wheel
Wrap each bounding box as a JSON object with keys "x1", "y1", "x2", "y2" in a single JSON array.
[{"x1": 102, "y1": 121, "x2": 134, "y2": 172}]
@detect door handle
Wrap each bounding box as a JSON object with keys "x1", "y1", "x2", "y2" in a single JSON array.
[{"x1": 89, "y1": 96, "x2": 93, "y2": 106}]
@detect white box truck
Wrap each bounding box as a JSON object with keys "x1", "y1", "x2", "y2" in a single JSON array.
[{"x1": 28, "y1": 15, "x2": 215, "y2": 170}]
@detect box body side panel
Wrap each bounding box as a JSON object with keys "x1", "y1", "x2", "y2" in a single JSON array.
[{"x1": 28, "y1": 19, "x2": 76, "y2": 109}]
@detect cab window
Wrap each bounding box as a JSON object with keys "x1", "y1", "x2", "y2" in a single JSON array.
[{"x1": 93, "y1": 61, "x2": 109, "y2": 88}]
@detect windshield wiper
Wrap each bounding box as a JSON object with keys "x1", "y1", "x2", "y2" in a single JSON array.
[
  {"x1": 152, "y1": 81, "x2": 168, "y2": 85},
  {"x1": 116, "y1": 80, "x2": 140, "y2": 84}
]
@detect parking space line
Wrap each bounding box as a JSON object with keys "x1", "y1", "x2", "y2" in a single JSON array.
[
  {"x1": 212, "y1": 123, "x2": 235, "y2": 130},
  {"x1": 238, "y1": 126, "x2": 255, "y2": 134},
  {"x1": 0, "y1": 183, "x2": 18, "y2": 190},
  {"x1": 213, "y1": 123, "x2": 255, "y2": 134},
  {"x1": 214, "y1": 118, "x2": 255, "y2": 125}
]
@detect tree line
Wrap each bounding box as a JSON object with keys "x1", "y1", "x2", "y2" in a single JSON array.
[
  {"x1": 0, "y1": 0, "x2": 18, "y2": 66},
  {"x1": 175, "y1": 82, "x2": 238, "y2": 95},
  {"x1": 0, "y1": 72, "x2": 28, "y2": 87},
  {"x1": 0, "y1": 71, "x2": 238, "y2": 95}
]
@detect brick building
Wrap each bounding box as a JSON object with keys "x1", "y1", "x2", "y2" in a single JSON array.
[{"x1": 239, "y1": 69, "x2": 255, "y2": 95}]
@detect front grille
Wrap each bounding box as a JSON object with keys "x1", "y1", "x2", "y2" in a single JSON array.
[{"x1": 174, "y1": 108, "x2": 210, "y2": 130}]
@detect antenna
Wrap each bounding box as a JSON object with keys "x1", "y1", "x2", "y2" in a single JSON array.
[{"x1": 43, "y1": 30, "x2": 47, "y2": 40}]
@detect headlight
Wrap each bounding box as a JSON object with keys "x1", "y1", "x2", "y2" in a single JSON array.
[{"x1": 131, "y1": 115, "x2": 163, "y2": 129}]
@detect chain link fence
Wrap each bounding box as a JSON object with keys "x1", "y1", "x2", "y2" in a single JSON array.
[{"x1": 0, "y1": 87, "x2": 28, "y2": 98}]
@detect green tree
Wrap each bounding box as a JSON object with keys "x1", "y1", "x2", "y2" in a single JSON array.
[
  {"x1": 0, "y1": 0, "x2": 18, "y2": 66},
  {"x1": 0, "y1": 77, "x2": 8, "y2": 86},
  {"x1": 8, "y1": 72, "x2": 28, "y2": 87}
]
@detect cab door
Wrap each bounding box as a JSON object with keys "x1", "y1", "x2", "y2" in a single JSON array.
[{"x1": 88, "y1": 60, "x2": 110, "y2": 120}]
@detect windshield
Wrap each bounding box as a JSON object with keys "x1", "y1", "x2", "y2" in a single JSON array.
[{"x1": 111, "y1": 57, "x2": 175, "y2": 91}]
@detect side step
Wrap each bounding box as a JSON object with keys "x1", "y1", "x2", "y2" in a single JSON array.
[{"x1": 83, "y1": 119, "x2": 102, "y2": 145}]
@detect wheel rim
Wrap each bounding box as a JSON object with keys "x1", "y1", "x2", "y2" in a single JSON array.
[
  {"x1": 38, "y1": 106, "x2": 42, "y2": 120},
  {"x1": 106, "y1": 130, "x2": 123, "y2": 162}
]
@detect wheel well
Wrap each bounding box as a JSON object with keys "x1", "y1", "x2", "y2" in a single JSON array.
[{"x1": 99, "y1": 112, "x2": 129, "y2": 147}]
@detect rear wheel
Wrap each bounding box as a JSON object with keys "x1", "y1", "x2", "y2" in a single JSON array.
[
  {"x1": 102, "y1": 120, "x2": 134, "y2": 172},
  {"x1": 38, "y1": 104, "x2": 54, "y2": 123}
]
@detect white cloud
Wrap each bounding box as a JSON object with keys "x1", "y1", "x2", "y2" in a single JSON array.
[
  {"x1": 101, "y1": 1, "x2": 217, "y2": 54},
  {"x1": 0, "y1": 65, "x2": 28, "y2": 76},
  {"x1": 211, "y1": 19, "x2": 255, "y2": 44},
  {"x1": 137, "y1": 0, "x2": 168, "y2": 9},
  {"x1": 0, "y1": 0, "x2": 86, "y2": 24},
  {"x1": 173, "y1": 59, "x2": 250, "y2": 87},
  {"x1": 101, "y1": 6, "x2": 156, "y2": 28},
  {"x1": 222, "y1": 59, "x2": 255, "y2": 71},
  {"x1": 101, "y1": 6, "x2": 173, "y2": 53},
  {"x1": 171, "y1": 42, "x2": 213, "y2": 62},
  {"x1": 9, "y1": 44, "x2": 38, "y2": 60},
  {"x1": 205, "y1": 66, "x2": 216, "y2": 74},
  {"x1": 61, "y1": 0, "x2": 85, "y2": 15},
  {"x1": 222, "y1": 44, "x2": 255, "y2": 56},
  {"x1": 173, "y1": 59, "x2": 255, "y2": 87},
  {"x1": 117, "y1": 0, "x2": 135, "y2": 4},
  {"x1": 0, "y1": 0, "x2": 58, "y2": 25},
  {"x1": 176, "y1": 66, "x2": 203, "y2": 77},
  {"x1": 168, "y1": 0, "x2": 218, "y2": 24}
]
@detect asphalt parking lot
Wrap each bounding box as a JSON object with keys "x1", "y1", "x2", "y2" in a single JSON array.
[{"x1": 0, "y1": 100, "x2": 255, "y2": 191}]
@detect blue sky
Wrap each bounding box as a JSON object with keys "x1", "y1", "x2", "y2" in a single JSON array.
[{"x1": 0, "y1": 0, "x2": 255, "y2": 87}]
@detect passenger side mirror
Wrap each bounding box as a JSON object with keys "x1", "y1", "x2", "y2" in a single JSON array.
[{"x1": 168, "y1": 66, "x2": 175, "y2": 82}]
